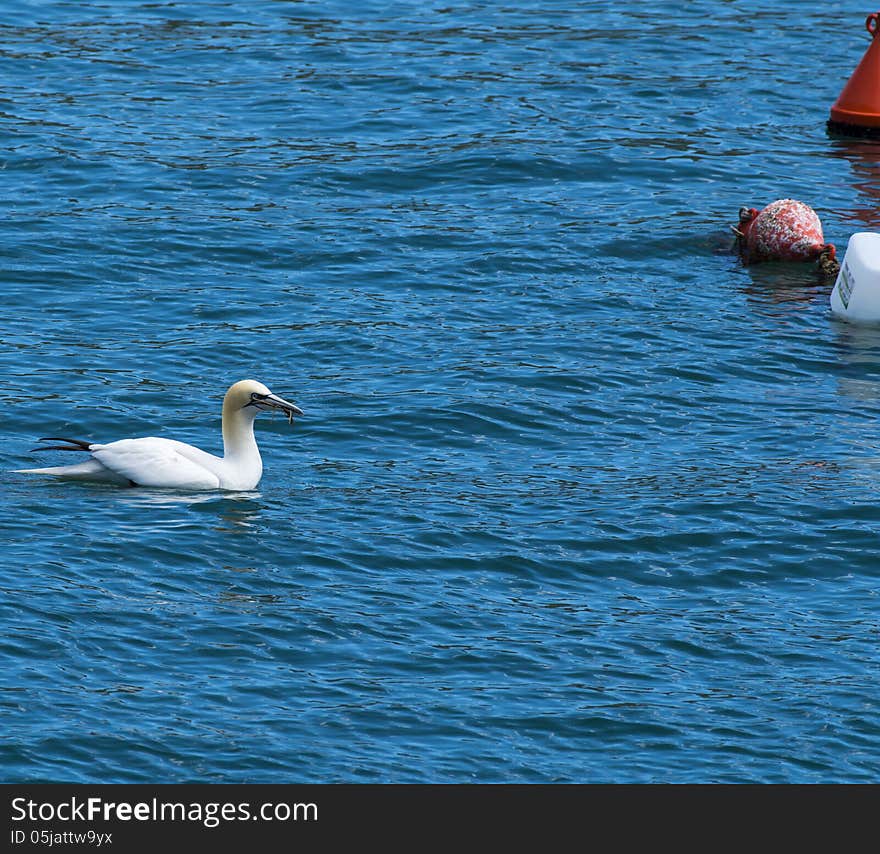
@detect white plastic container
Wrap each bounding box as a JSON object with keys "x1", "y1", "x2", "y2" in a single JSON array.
[{"x1": 830, "y1": 232, "x2": 880, "y2": 323}]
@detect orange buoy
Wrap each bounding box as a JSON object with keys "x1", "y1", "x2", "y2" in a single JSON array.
[
  {"x1": 828, "y1": 12, "x2": 880, "y2": 136},
  {"x1": 732, "y1": 199, "x2": 836, "y2": 272}
]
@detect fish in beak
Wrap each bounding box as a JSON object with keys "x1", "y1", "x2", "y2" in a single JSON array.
[{"x1": 245, "y1": 391, "x2": 304, "y2": 424}]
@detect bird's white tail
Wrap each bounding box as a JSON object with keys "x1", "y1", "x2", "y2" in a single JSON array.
[{"x1": 13, "y1": 459, "x2": 131, "y2": 485}]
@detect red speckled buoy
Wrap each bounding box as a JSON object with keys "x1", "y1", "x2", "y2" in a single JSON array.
[{"x1": 732, "y1": 199, "x2": 833, "y2": 265}]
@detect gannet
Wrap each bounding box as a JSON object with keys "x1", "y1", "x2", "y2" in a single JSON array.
[{"x1": 14, "y1": 379, "x2": 303, "y2": 490}]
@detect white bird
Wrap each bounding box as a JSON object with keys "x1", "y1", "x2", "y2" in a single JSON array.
[{"x1": 14, "y1": 379, "x2": 303, "y2": 490}]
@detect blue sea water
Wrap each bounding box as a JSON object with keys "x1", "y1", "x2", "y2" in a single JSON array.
[{"x1": 1, "y1": 0, "x2": 880, "y2": 783}]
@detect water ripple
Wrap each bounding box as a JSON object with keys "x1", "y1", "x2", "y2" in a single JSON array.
[{"x1": 2, "y1": 0, "x2": 880, "y2": 784}]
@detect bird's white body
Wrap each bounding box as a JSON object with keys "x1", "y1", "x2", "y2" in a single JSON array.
[
  {"x1": 14, "y1": 380, "x2": 302, "y2": 491},
  {"x1": 48, "y1": 437, "x2": 252, "y2": 490}
]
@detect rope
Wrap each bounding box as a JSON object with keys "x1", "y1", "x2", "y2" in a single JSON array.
[{"x1": 816, "y1": 243, "x2": 840, "y2": 280}]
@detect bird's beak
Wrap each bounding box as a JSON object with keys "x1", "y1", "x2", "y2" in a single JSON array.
[{"x1": 264, "y1": 393, "x2": 304, "y2": 420}]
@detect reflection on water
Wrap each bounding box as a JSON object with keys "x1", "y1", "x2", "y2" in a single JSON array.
[
  {"x1": 831, "y1": 317, "x2": 880, "y2": 401},
  {"x1": 835, "y1": 375, "x2": 880, "y2": 402},
  {"x1": 831, "y1": 316, "x2": 880, "y2": 362},
  {"x1": 738, "y1": 262, "x2": 830, "y2": 315},
  {"x1": 218, "y1": 589, "x2": 283, "y2": 607},
  {"x1": 119, "y1": 490, "x2": 261, "y2": 508},
  {"x1": 116, "y1": 490, "x2": 263, "y2": 534},
  {"x1": 214, "y1": 501, "x2": 262, "y2": 534},
  {"x1": 827, "y1": 137, "x2": 880, "y2": 228}
]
